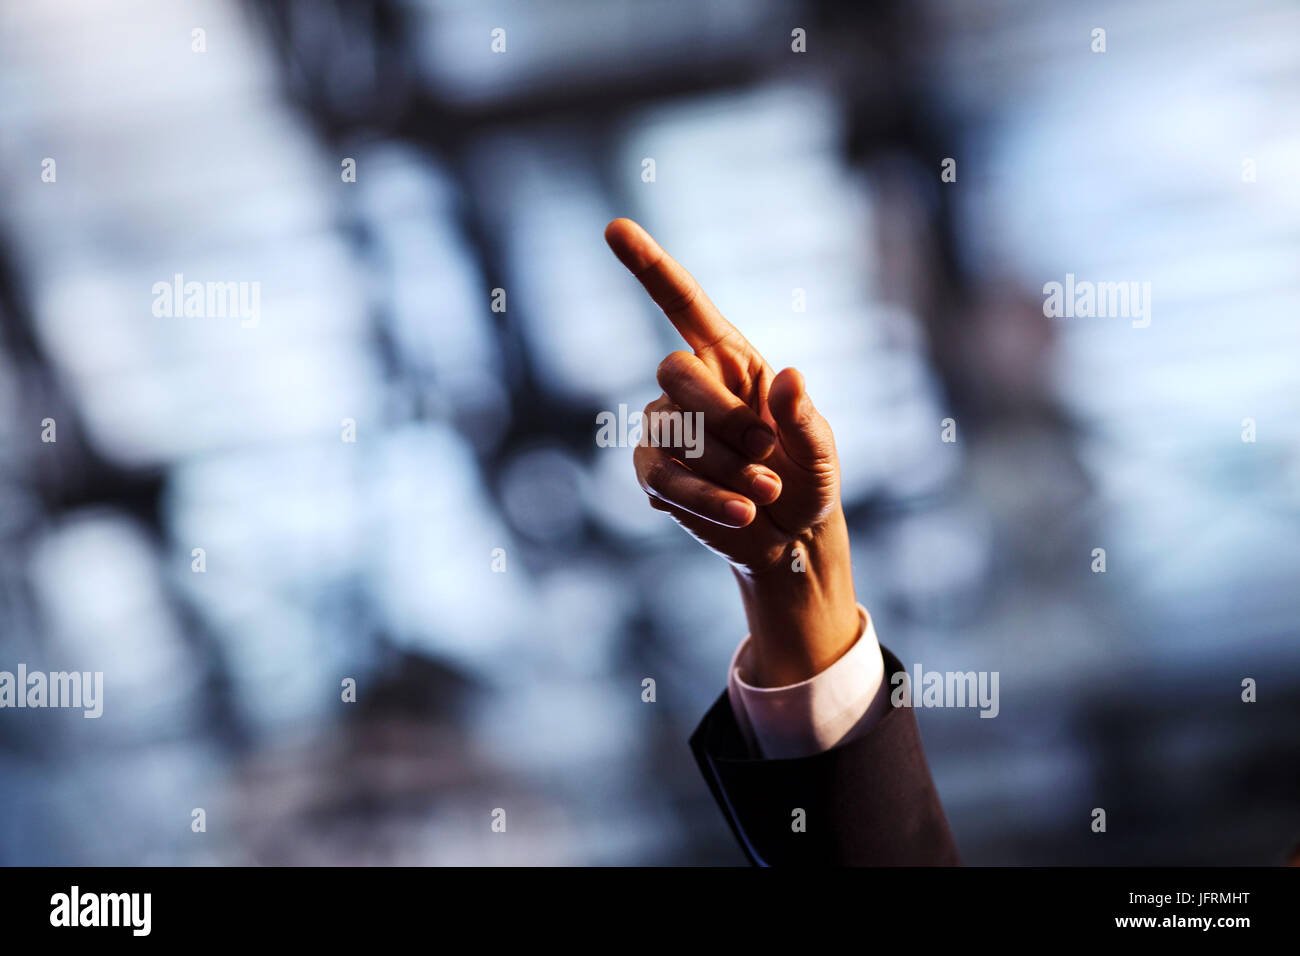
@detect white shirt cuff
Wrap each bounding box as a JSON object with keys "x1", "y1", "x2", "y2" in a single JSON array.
[{"x1": 725, "y1": 604, "x2": 888, "y2": 760}]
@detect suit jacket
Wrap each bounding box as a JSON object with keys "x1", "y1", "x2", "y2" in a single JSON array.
[{"x1": 690, "y1": 645, "x2": 960, "y2": 865}]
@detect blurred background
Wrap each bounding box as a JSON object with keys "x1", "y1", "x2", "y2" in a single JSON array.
[{"x1": 1, "y1": 0, "x2": 1297, "y2": 865}]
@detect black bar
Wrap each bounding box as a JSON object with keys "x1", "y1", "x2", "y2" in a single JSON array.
[{"x1": 1, "y1": 867, "x2": 1290, "y2": 942}]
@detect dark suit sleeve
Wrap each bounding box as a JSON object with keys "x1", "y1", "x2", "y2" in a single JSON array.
[{"x1": 689, "y1": 644, "x2": 960, "y2": 866}]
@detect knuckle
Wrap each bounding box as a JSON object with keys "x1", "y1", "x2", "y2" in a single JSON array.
[
  {"x1": 632, "y1": 445, "x2": 654, "y2": 485},
  {"x1": 637, "y1": 402, "x2": 658, "y2": 446},
  {"x1": 640, "y1": 456, "x2": 673, "y2": 496},
  {"x1": 660, "y1": 281, "x2": 701, "y2": 317}
]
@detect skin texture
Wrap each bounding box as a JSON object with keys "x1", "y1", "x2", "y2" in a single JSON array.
[{"x1": 605, "y1": 218, "x2": 862, "y2": 687}]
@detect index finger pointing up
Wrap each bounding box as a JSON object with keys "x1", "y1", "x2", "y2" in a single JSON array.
[{"x1": 604, "y1": 218, "x2": 741, "y2": 354}]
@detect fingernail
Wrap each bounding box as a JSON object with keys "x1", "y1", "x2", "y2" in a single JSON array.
[
  {"x1": 722, "y1": 499, "x2": 754, "y2": 526},
  {"x1": 751, "y1": 474, "x2": 780, "y2": 502},
  {"x1": 743, "y1": 426, "x2": 776, "y2": 459}
]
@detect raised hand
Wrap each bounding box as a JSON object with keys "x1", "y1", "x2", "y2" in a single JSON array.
[{"x1": 605, "y1": 218, "x2": 862, "y2": 686}]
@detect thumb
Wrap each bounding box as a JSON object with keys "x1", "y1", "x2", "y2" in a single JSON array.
[{"x1": 768, "y1": 367, "x2": 836, "y2": 469}]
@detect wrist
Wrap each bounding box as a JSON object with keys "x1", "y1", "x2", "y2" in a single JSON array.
[{"x1": 731, "y1": 508, "x2": 861, "y2": 687}]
